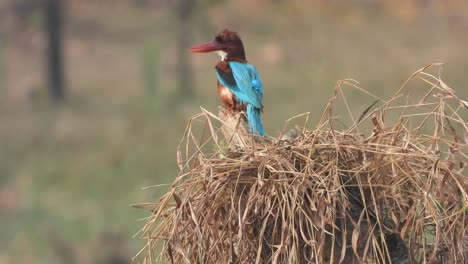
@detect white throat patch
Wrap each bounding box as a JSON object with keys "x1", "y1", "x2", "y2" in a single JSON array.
[{"x1": 216, "y1": 50, "x2": 228, "y2": 61}]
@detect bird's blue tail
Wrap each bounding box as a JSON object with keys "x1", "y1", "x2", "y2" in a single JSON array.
[{"x1": 246, "y1": 104, "x2": 265, "y2": 136}]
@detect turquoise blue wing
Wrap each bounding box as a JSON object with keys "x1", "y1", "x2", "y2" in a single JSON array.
[{"x1": 216, "y1": 61, "x2": 263, "y2": 109}]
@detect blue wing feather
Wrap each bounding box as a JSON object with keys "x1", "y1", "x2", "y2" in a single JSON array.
[
  {"x1": 216, "y1": 62, "x2": 263, "y2": 109},
  {"x1": 216, "y1": 61, "x2": 265, "y2": 136}
]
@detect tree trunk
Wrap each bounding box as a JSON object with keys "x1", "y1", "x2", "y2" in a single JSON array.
[
  {"x1": 45, "y1": 0, "x2": 65, "y2": 102},
  {"x1": 175, "y1": 0, "x2": 194, "y2": 97}
]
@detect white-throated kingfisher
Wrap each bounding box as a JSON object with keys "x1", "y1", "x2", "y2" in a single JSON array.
[{"x1": 191, "y1": 29, "x2": 266, "y2": 136}]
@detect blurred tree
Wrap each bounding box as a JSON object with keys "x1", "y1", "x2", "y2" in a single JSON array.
[
  {"x1": 45, "y1": 0, "x2": 66, "y2": 102},
  {"x1": 173, "y1": 0, "x2": 195, "y2": 98},
  {"x1": 134, "y1": 0, "x2": 163, "y2": 8},
  {"x1": 141, "y1": 41, "x2": 160, "y2": 110}
]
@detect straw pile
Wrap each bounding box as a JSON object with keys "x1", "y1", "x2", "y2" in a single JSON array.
[{"x1": 135, "y1": 64, "x2": 467, "y2": 263}]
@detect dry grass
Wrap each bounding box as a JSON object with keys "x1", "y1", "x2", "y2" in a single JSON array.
[{"x1": 134, "y1": 64, "x2": 467, "y2": 263}]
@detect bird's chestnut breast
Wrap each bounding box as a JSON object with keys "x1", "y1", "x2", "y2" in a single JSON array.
[{"x1": 215, "y1": 61, "x2": 245, "y2": 112}]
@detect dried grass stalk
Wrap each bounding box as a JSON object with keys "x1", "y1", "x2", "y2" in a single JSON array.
[
  {"x1": 134, "y1": 64, "x2": 467, "y2": 263},
  {"x1": 217, "y1": 107, "x2": 250, "y2": 149}
]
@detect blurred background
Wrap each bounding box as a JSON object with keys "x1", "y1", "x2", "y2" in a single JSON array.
[{"x1": 0, "y1": 0, "x2": 467, "y2": 263}]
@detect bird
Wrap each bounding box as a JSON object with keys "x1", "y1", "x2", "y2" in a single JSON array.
[{"x1": 190, "y1": 29, "x2": 266, "y2": 136}]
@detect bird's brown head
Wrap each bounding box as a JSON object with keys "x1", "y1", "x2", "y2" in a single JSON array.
[{"x1": 190, "y1": 29, "x2": 246, "y2": 62}]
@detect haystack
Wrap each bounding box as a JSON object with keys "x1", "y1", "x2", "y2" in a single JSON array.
[{"x1": 134, "y1": 64, "x2": 467, "y2": 263}]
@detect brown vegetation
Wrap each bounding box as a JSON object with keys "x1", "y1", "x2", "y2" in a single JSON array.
[{"x1": 135, "y1": 64, "x2": 467, "y2": 263}]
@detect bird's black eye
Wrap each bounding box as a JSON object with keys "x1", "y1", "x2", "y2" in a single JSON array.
[{"x1": 215, "y1": 35, "x2": 223, "y2": 43}]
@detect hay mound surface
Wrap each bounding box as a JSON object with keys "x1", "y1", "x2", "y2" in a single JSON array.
[{"x1": 135, "y1": 65, "x2": 467, "y2": 263}]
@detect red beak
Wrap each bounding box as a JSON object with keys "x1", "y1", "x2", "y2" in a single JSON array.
[{"x1": 190, "y1": 41, "x2": 223, "y2": 53}]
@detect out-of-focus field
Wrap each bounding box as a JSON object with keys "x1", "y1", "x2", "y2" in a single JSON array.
[{"x1": 0, "y1": 1, "x2": 467, "y2": 263}]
